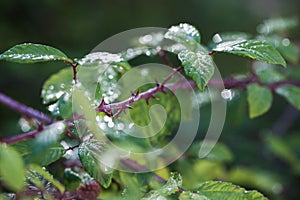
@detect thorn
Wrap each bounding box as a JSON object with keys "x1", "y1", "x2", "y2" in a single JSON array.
[
  {"x1": 99, "y1": 96, "x2": 106, "y2": 107},
  {"x1": 145, "y1": 98, "x2": 150, "y2": 105},
  {"x1": 125, "y1": 105, "x2": 134, "y2": 109},
  {"x1": 155, "y1": 80, "x2": 160, "y2": 88},
  {"x1": 135, "y1": 89, "x2": 140, "y2": 97}
]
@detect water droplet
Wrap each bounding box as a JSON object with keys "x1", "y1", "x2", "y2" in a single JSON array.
[
  {"x1": 221, "y1": 89, "x2": 234, "y2": 100},
  {"x1": 108, "y1": 121, "x2": 114, "y2": 128},
  {"x1": 212, "y1": 33, "x2": 222, "y2": 43},
  {"x1": 282, "y1": 38, "x2": 290, "y2": 46},
  {"x1": 139, "y1": 34, "x2": 153, "y2": 44}
]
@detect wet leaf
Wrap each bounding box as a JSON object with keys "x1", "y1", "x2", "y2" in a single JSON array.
[
  {"x1": 212, "y1": 40, "x2": 286, "y2": 67},
  {"x1": 142, "y1": 172, "x2": 182, "y2": 199},
  {"x1": 247, "y1": 83, "x2": 273, "y2": 118},
  {"x1": 78, "y1": 139, "x2": 113, "y2": 188},
  {"x1": 264, "y1": 35, "x2": 299, "y2": 64},
  {"x1": 0, "y1": 144, "x2": 25, "y2": 191},
  {"x1": 0, "y1": 43, "x2": 72, "y2": 63},
  {"x1": 165, "y1": 23, "x2": 205, "y2": 51},
  {"x1": 196, "y1": 181, "x2": 268, "y2": 200},
  {"x1": 276, "y1": 85, "x2": 300, "y2": 110},
  {"x1": 178, "y1": 50, "x2": 214, "y2": 91},
  {"x1": 29, "y1": 164, "x2": 65, "y2": 193}
]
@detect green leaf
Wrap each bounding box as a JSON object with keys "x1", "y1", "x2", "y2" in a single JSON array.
[
  {"x1": 252, "y1": 62, "x2": 285, "y2": 84},
  {"x1": 0, "y1": 43, "x2": 72, "y2": 63},
  {"x1": 196, "y1": 181, "x2": 268, "y2": 200},
  {"x1": 265, "y1": 134, "x2": 299, "y2": 167},
  {"x1": 41, "y1": 67, "x2": 74, "y2": 104},
  {"x1": 29, "y1": 164, "x2": 65, "y2": 193},
  {"x1": 41, "y1": 68, "x2": 74, "y2": 118},
  {"x1": 78, "y1": 51, "x2": 124, "y2": 66},
  {"x1": 212, "y1": 40, "x2": 286, "y2": 67},
  {"x1": 78, "y1": 139, "x2": 113, "y2": 188},
  {"x1": 165, "y1": 23, "x2": 200, "y2": 43},
  {"x1": 247, "y1": 83, "x2": 273, "y2": 118},
  {"x1": 200, "y1": 142, "x2": 234, "y2": 163},
  {"x1": 264, "y1": 35, "x2": 299, "y2": 64},
  {"x1": 165, "y1": 23, "x2": 205, "y2": 51},
  {"x1": 0, "y1": 144, "x2": 25, "y2": 191},
  {"x1": 178, "y1": 50, "x2": 215, "y2": 91},
  {"x1": 276, "y1": 85, "x2": 300, "y2": 110},
  {"x1": 180, "y1": 191, "x2": 208, "y2": 200},
  {"x1": 39, "y1": 145, "x2": 66, "y2": 166},
  {"x1": 29, "y1": 122, "x2": 66, "y2": 164},
  {"x1": 63, "y1": 168, "x2": 82, "y2": 191},
  {"x1": 142, "y1": 172, "x2": 182, "y2": 199},
  {"x1": 257, "y1": 17, "x2": 298, "y2": 35}
]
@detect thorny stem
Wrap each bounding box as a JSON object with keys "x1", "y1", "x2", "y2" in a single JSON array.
[
  {"x1": 97, "y1": 66, "x2": 184, "y2": 116},
  {"x1": 0, "y1": 92, "x2": 52, "y2": 124}
]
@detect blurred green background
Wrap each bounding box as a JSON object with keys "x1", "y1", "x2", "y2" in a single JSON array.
[{"x1": 1, "y1": 0, "x2": 300, "y2": 199}]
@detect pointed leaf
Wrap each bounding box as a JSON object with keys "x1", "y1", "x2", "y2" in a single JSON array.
[
  {"x1": 252, "y1": 62, "x2": 285, "y2": 84},
  {"x1": 264, "y1": 35, "x2": 299, "y2": 64},
  {"x1": 0, "y1": 144, "x2": 25, "y2": 191},
  {"x1": 178, "y1": 50, "x2": 214, "y2": 91},
  {"x1": 78, "y1": 139, "x2": 113, "y2": 188},
  {"x1": 275, "y1": 85, "x2": 300, "y2": 110},
  {"x1": 142, "y1": 172, "x2": 182, "y2": 199},
  {"x1": 180, "y1": 191, "x2": 208, "y2": 200},
  {"x1": 165, "y1": 23, "x2": 200, "y2": 43},
  {"x1": 257, "y1": 17, "x2": 298, "y2": 35},
  {"x1": 29, "y1": 122, "x2": 66, "y2": 164},
  {"x1": 165, "y1": 23, "x2": 205, "y2": 51},
  {"x1": 212, "y1": 40, "x2": 286, "y2": 67},
  {"x1": 0, "y1": 43, "x2": 72, "y2": 63},
  {"x1": 196, "y1": 181, "x2": 268, "y2": 200},
  {"x1": 247, "y1": 83, "x2": 273, "y2": 118},
  {"x1": 29, "y1": 164, "x2": 65, "y2": 193}
]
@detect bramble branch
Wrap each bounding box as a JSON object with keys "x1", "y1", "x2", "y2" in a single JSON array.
[
  {"x1": 97, "y1": 66, "x2": 184, "y2": 117},
  {"x1": 0, "y1": 92, "x2": 52, "y2": 123}
]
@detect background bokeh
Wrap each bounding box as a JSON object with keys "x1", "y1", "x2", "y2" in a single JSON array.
[{"x1": 1, "y1": 1, "x2": 300, "y2": 199}]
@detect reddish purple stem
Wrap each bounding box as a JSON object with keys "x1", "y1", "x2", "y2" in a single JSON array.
[{"x1": 0, "y1": 92, "x2": 52, "y2": 123}]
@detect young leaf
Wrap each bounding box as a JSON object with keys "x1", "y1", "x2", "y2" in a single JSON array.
[
  {"x1": 275, "y1": 85, "x2": 300, "y2": 110},
  {"x1": 78, "y1": 139, "x2": 113, "y2": 188},
  {"x1": 0, "y1": 144, "x2": 25, "y2": 192},
  {"x1": 196, "y1": 181, "x2": 268, "y2": 200},
  {"x1": 28, "y1": 122, "x2": 66, "y2": 164},
  {"x1": 0, "y1": 43, "x2": 72, "y2": 63},
  {"x1": 212, "y1": 40, "x2": 286, "y2": 67},
  {"x1": 142, "y1": 172, "x2": 182, "y2": 199},
  {"x1": 165, "y1": 23, "x2": 200, "y2": 44},
  {"x1": 252, "y1": 62, "x2": 285, "y2": 84},
  {"x1": 257, "y1": 17, "x2": 298, "y2": 35},
  {"x1": 165, "y1": 23, "x2": 205, "y2": 51},
  {"x1": 247, "y1": 83, "x2": 273, "y2": 118},
  {"x1": 28, "y1": 164, "x2": 65, "y2": 193},
  {"x1": 263, "y1": 35, "x2": 299, "y2": 64},
  {"x1": 41, "y1": 68, "x2": 74, "y2": 104},
  {"x1": 179, "y1": 191, "x2": 208, "y2": 200},
  {"x1": 178, "y1": 50, "x2": 215, "y2": 91}
]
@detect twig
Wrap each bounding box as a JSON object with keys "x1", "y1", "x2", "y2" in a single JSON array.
[
  {"x1": 97, "y1": 67, "x2": 184, "y2": 115},
  {"x1": 120, "y1": 158, "x2": 166, "y2": 183},
  {"x1": 1, "y1": 129, "x2": 41, "y2": 144},
  {"x1": 0, "y1": 92, "x2": 52, "y2": 124}
]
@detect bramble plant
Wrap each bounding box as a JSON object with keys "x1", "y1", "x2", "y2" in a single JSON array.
[{"x1": 0, "y1": 17, "x2": 299, "y2": 199}]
